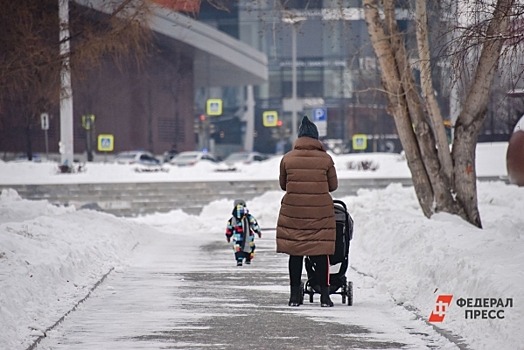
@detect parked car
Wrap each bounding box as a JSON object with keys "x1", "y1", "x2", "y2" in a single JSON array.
[
  {"x1": 170, "y1": 151, "x2": 218, "y2": 166},
  {"x1": 115, "y1": 151, "x2": 160, "y2": 166},
  {"x1": 223, "y1": 151, "x2": 270, "y2": 165},
  {"x1": 13, "y1": 153, "x2": 43, "y2": 162},
  {"x1": 216, "y1": 151, "x2": 271, "y2": 172},
  {"x1": 163, "y1": 149, "x2": 178, "y2": 163}
]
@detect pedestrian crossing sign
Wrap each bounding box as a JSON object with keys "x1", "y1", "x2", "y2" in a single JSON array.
[
  {"x1": 352, "y1": 134, "x2": 367, "y2": 151},
  {"x1": 263, "y1": 111, "x2": 279, "y2": 127},
  {"x1": 98, "y1": 134, "x2": 114, "y2": 152},
  {"x1": 206, "y1": 99, "x2": 223, "y2": 116}
]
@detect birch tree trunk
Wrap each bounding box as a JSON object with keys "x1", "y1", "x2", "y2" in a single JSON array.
[
  {"x1": 363, "y1": 0, "x2": 434, "y2": 217},
  {"x1": 384, "y1": 0, "x2": 458, "y2": 215},
  {"x1": 414, "y1": 0, "x2": 454, "y2": 182},
  {"x1": 413, "y1": 0, "x2": 461, "y2": 215},
  {"x1": 452, "y1": 0, "x2": 514, "y2": 227}
]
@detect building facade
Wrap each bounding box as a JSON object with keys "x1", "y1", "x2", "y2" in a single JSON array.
[
  {"x1": 196, "y1": 0, "x2": 400, "y2": 154},
  {"x1": 0, "y1": 0, "x2": 267, "y2": 160}
]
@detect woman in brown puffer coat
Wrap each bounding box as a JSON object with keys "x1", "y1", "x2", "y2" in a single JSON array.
[{"x1": 276, "y1": 116, "x2": 338, "y2": 307}]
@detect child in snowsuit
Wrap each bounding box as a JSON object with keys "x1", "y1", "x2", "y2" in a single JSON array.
[{"x1": 225, "y1": 199, "x2": 262, "y2": 266}]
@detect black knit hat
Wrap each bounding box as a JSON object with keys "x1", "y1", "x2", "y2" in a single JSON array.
[{"x1": 297, "y1": 116, "x2": 319, "y2": 139}]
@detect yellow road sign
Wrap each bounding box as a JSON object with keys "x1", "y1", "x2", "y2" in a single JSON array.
[
  {"x1": 263, "y1": 111, "x2": 278, "y2": 127},
  {"x1": 97, "y1": 134, "x2": 114, "y2": 152},
  {"x1": 82, "y1": 114, "x2": 95, "y2": 130},
  {"x1": 352, "y1": 134, "x2": 367, "y2": 151},
  {"x1": 206, "y1": 99, "x2": 223, "y2": 116}
]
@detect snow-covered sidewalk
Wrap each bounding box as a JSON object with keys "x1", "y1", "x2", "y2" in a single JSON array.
[{"x1": 30, "y1": 208, "x2": 459, "y2": 350}]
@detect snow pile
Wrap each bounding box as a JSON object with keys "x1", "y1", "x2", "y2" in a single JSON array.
[
  {"x1": 349, "y1": 181, "x2": 524, "y2": 349},
  {"x1": 0, "y1": 189, "x2": 149, "y2": 349}
]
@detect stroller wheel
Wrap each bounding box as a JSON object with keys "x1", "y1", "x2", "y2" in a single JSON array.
[
  {"x1": 304, "y1": 281, "x2": 315, "y2": 303},
  {"x1": 347, "y1": 281, "x2": 353, "y2": 306}
]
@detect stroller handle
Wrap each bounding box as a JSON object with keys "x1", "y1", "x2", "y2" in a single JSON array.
[{"x1": 333, "y1": 199, "x2": 347, "y2": 211}]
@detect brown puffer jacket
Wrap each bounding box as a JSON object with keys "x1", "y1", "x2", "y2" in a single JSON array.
[{"x1": 276, "y1": 137, "x2": 338, "y2": 256}]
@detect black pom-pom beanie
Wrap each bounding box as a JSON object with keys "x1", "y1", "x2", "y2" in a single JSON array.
[{"x1": 297, "y1": 116, "x2": 319, "y2": 139}]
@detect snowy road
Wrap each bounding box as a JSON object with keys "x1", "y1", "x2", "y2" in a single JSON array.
[{"x1": 36, "y1": 228, "x2": 459, "y2": 350}]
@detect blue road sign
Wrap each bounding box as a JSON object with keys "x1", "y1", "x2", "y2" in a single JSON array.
[{"x1": 313, "y1": 108, "x2": 327, "y2": 121}]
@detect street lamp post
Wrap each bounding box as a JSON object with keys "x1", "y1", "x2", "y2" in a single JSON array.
[
  {"x1": 291, "y1": 22, "x2": 298, "y2": 141},
  {"x1": 282, "y1": 13, "x2": 306, "y2": 143}
]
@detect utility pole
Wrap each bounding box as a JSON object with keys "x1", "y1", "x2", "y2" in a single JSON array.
[
  {"x1": 59, "y1": 0, "x2": 74, "y2": 169},
  {"x1": 243, "y1": 85, "x2": 255, "y2": 152}
]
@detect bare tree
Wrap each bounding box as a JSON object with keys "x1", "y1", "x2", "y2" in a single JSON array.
[
  {"x1": 363, "y1": 0, "x2": 516, "y2": 227},
  {"x1": 0, "y1": 0, "x2": 153, "y2": 157}
]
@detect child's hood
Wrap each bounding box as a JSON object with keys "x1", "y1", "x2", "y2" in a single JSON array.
[{"x1": 232, "y1": 203, "x2": 249, "y2": 219}]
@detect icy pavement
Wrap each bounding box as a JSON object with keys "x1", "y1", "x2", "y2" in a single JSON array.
[{"x1": 36, "y1": 229, "x2": 460, "y2": 350}]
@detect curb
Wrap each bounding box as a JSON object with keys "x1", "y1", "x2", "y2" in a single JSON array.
[{"x1": 26, "y1": 267, "x2": 115, "y2": 350}]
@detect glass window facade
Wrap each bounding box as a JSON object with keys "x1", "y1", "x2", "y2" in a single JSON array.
[{"x1": 197, "y1": 1, "x2": 420, "y2": 152}]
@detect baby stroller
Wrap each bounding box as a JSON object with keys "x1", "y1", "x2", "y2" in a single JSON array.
[{"x1": 303, "y1": 199, "x2": 354, "y2": 305}]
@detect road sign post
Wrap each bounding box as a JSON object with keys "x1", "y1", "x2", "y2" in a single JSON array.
[
  {"x1": 312, "y1": 107, "x2": 327, "y2": 137},
  {"x1": 352, "y1": 134, "x2": 368, "y2": 151},
  {"x1": 41, "y1": 113, "x2": 49, "y2": 159},
  {"x1": 97, "y1": 134, "x2": 114, "y2": 162},
  {"x1": 82, "y1": 114, "x2": 96, "y2": 161}
]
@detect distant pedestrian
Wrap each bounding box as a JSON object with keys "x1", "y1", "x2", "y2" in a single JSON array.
[
  {"x1": 225, "y1": 199, "x2": 262, "y2": 266},
  {"x1": 276, "y1": 116, "x2": 338, "y2": 307}
]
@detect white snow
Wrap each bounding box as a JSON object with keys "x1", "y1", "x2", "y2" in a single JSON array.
[
  {"x1": 513, "y1": 114, "x2": 524, "y2": 133},
  {"x1": 1, "y1": 142, "x2": 522, "y2": 350}
]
